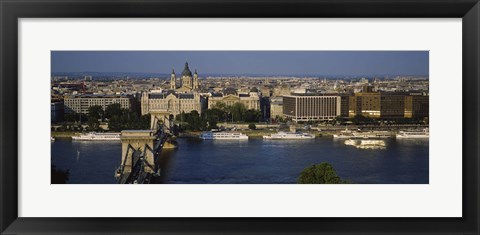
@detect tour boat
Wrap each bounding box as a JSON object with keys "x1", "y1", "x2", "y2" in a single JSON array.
[
  {"x1": 199, "y1": 131, "x2": 249, "y2": 140},
  {"x1": 334, "y1": 129, "x2": 392, "y2": 139},
  {"x1": 263, "y1": 132, "x2": 315, "y2": 140},
  {"x1": 396, "y1": 128, "x2": 429, "y2": 139},
  {"x1": 72, "y1": 132, "x2": 121, "y2": 141}
]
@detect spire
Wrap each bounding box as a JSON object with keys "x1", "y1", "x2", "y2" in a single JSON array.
[{"x1": 171, "y1": 68, "x2": 175, "y2": 74}]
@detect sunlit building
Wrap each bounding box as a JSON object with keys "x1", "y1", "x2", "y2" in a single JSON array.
[
  {"x1": 64, "y1": 94, "x2": 132, "y2": 114},
  {"x1": 283, "y1": 95, "x2": 341, "y2": 122}
]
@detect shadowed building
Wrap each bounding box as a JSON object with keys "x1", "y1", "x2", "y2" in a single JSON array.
[
  {"x1": 404, "y1": 92, "x2": 429, "y2": 118},
  {"x1": 270, "y1": 97, "x2": 284, "y2": 121}
]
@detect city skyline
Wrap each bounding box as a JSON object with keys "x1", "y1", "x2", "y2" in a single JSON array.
[{"x1": 51, "y1": 51, "x2": 429, "y2": 77}]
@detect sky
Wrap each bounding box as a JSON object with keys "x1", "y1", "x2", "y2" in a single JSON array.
[{"x1": 51, "y1": 51, "x2": 429, "y2": 76}]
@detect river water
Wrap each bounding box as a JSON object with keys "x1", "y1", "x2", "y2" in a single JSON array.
[{"x1": 51, "y1": 137, "x2": 429, "y2": 184}]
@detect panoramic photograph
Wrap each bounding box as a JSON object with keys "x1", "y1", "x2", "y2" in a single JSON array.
[{"x1": 50, "y1": 51, "x2": 429, "y2": 184}]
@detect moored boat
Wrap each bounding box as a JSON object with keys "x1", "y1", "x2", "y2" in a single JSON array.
[
  {"x1": 72, "y1": 132, "x2": 121, "y2": 141},
  {"x1": 396, "y1": 128, "x2": 429, "y2": 139},
  {"x1": 334, "y1": 129, "x2": 392, "y2": 139},
  {"x1": 263, "y1": 132, "x2": 315, "y2": 140},
  {"x1": 200, "y1": 131, "x2": 248, "y2": 140}
]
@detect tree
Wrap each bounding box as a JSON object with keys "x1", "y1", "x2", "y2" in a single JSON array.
[
  {"x1": 352, "y1": 114, "x2": 375, "y2": 125},
  {"x1": 230, "y1": 103, "x2": 247, "y2": 122},
  {"x1": 245, "y1": 109, "x2": 262, "y2": 122},
  {"x1": 140, "y1": 114, "x2": 151, "y2": 130},
  {"x1": 108, "y1": 115, "x2": 122, "y2": 131},
  {"x1": 51, "y1": 165, "x2": 69, "y2": 184},
  {"x1": 213, "y1": 102, "x2": 228, "y2": 112},
  {"x1": 87, "y1": 116, "x2": 100, "y2": 131},
  {"x1": 105, "y1": 103, "x2": 123, "y2": 119},
  {"x1": 297, "y1": 162, "x2": 347, "y2": 184},
  {"x1": 64, "y1": 113, "x2": 77, "y2": 123},
  {"x1": 248, "y1": 123, "x2": 256, "y2": 130},
  {"x1": 88, "y1": 105, "x2": 104, "y2": 121}
]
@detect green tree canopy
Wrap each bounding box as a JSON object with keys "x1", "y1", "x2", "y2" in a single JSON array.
[
  {"x1": 87, "y1": 116, "x2": 100, "y2": 131},
  {"x1": 297, "y1": 162, "x2": 347, "y2": 184},
  {"x1": 88, "y1": 105, "x2": 104, "y2": 120},
  {"x1": 105, "y1": 103, "x2": 123, "y2": 119},
  {"x1": 248, "y1": 123, "x2": 256, "y2": 130},
  {"x1": 229, "y1": 103, "x2": 247, "y2": 122},
  {"x1": 245, "y1": 109, "x2": 262, "y2": 122}
]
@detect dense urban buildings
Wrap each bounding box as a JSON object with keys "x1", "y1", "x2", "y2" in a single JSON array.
[{"x1": 52, "y1": 65, "x2": 429, "y2": 124}]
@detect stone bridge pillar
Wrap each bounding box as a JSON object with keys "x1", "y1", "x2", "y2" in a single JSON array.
[
  {"x1": 150, "y1": 109, "x2": 172, "y2": 132},
  {"x1": 120, "y1": 130, "x2": 156, "y2": 173}
]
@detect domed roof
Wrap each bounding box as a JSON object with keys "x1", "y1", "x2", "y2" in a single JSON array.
[
  {"x1": 250, "y1": 87, "x2": 259, "y2": 92},
  {"x1": 224, "y1": 87, "x2": 237, "y2": 95},
  {"x1": 181, "y1": 62, "x2": 192, "y2": 77}
]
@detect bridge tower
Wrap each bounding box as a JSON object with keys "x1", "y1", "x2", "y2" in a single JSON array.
[
  {"x1": 150, "y1": 109, "x2": 172, "y2": 132},
  {"x1": 120, "y1": 130, "x2": 156, "y2": 174}
]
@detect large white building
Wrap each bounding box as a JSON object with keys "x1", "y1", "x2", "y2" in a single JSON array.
[
  {"x1": 208, "y1": 89, "x2": 261, "y2": 110},
  {"x1": 283, "y1": 95, "x2": 341, "y2": 122},
  {"x1": 64, "y1": 94, "x2": 132, "y2": 114},
  {"x1": 141, "y1": 92, "x2": 204, "y2": 116}
]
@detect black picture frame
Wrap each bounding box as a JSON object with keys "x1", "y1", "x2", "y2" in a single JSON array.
[{"x1": 1, "y1": 0, "x2": 479, "y2": 234}]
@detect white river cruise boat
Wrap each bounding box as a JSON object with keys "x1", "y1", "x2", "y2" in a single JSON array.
[
  {"x1": 333, "y1": 129, "x2": 392, "y2": 139},
  {"x1": 263, "y1": 132, "x2": 315, "y2": 140},
  {"x1": 396, "y1": 128, "x2": 429, "y2": 139},
  {"x1": 72, "y1": 132, "x2": 121, "y2": 141},
  {"x1": 200, "y1": 131, "x2": 249, "y2": 140}
]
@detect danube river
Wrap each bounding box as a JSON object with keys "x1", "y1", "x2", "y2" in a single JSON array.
[{"x1": 51, "y1": 137, "x2": 429, "y2": 184}]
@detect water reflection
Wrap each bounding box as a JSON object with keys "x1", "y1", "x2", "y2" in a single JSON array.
[{"x1": 51, "y1": 137, "x2": 429, "y2": 184}]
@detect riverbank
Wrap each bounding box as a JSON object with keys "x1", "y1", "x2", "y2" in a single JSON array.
[{"x1": 51, "y1": 131, "x2": 76, "y2": 138}]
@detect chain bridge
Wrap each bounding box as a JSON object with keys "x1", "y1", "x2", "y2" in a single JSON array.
[{"x1": 114, "y1": 110, "x2": 177, "y2": 184}]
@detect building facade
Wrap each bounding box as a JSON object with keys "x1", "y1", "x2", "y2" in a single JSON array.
[
  {"x1": 283, "y1": 95, "x2": 341, "y2": 122},
  {"x1": 208, "y1": 91, "x2": 261, "y2": 110},
  {"x1": 141, "y1": 91, "x2": 204, "y2": 116},
  {"x1": 404, "y1": 93, "x2": 429, "y2": 118},
  {"x1": 51, "y1": 102, "x2": 64, "y2": 123},
  {"x1": 347, "y1": 91, "x2": 429, "y2": 119},
  {"x1": 270, "y1": 98, "x2": 284, "y2": 121},
  {"x1": 349, "y1": 92, "x2": 381, "y2": 118},
  {"x1": 64, "y1": 94, "x2": 132, "y2": 114},
  {"x1": 142, "y1": 62, "x2": 205, "y2": 117}
]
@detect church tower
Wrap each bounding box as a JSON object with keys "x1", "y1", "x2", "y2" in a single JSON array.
[
  {"x1": 193, "y1": 69, "x2": 199, "y2": 90},
  {"x1": 170, "y1": 69, "x2": 176, "y2": 90},
  {"x1": 181, "y1": 62, "x2": 193, "y2": 90}
]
